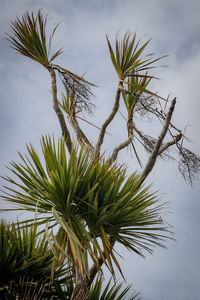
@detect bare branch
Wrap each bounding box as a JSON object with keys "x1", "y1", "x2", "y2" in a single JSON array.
[
  {"x1": 69, "y1": 115, "x2": 94, "y2": 149},
  {"x1": 141, "y1": 98, "x2": 176, "y2": 181},
  {"x1": 48, "y1": 67, "x2": 72, "y2": 153},
  {"x1": 132, "y1": 123, "x2": 156, "y2": 153},
  {"x1": 109, "y1": 136, "x2": 132, "y2": 164},
  {"x1": 95, "y1": 82, "x2": 123, "y2": 156},
  {"x1": 158, "y1": 133, "x2": 182, "y2": 155}
]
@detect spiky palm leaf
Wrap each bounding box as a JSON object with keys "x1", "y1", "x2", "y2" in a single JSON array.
[
  {"x1": 2, "y1": 276, "x2": 56, "y2": 300},
  {"x1": 107, "y1": 32, "x2": 166, "y2": 100},
  {"x1": 7, "y1": 10, "x2": 95, "y2": 91},
  {"x1": 1, "y1": 137, "x2": 170, "y2": 277},
  {"x1": 89, "y1": 278, "x2": 140, "y2": 300},
  {"x1": 122, "y1": 72, "x2": 151, "y2": 115},
  {"x1": 7, "y1": 10, "x2": 62, "y2": 68},
  {"x1": 0, "y1": 220, "x2": 71, "y2": 298}
]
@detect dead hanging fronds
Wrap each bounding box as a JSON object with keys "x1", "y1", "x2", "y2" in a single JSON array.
[
  {"x1": 53, "y1": 66, "x2": 95, "y2": 115},
  {"x1": 3, "y1": 276, "x2": 55, "y2": 300},
  {"x1": 134, "y1": 95, "x2": 158, "y2": 118},
  {"x1": 178, "y1": 146, "x2": 200, "y2": 185},
  {"x1": 133, "y1": 125, "x2": 174, "y2": 160},
  {"x1": 139, "y1": 132, "x2": 157, "y2": 153},
  {"x1": 132, "y1": 124, "x2": 156, "y2": 153}
]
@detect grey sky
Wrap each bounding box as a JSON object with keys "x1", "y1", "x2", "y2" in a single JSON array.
[{"x1": 0, "y1": 0, "x2": 200, "y2": 299}]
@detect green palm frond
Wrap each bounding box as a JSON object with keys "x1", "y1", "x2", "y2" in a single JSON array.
[
  {"x1": 1, "y1": 276, "x2": 57, "y2": 300},
  {"x1": 7, "y1": 9, "x2": 96, "y2": 100},
  {"x1": 7, "y1": 10, "x2": 62, "y2": 68},
  {"x1": 89, "y1": 277, "x2": 140, "y2": 300},
  {"x1": 106, "y1": 32, "x2": 166, "y2": 80},
  {"x1": 0, "y1": 220, "x2": 70, "y2": 294},
  {"x1": 1, "y1": 136, "x2": 171, "y2": 277},
  {"x1": 122, "y1": 71, "x2": 151, "y2": 114},
  {"x1": 107, "y1": 32, "x2": 167, "y2": 100}
]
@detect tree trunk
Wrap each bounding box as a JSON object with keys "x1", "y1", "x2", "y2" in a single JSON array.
[
  {"x1": 70, "y1": 276, "x2": 90, "y2": 300},
  {"x1": 48, "y1": 67, "x2": 72, "y2": 153}
]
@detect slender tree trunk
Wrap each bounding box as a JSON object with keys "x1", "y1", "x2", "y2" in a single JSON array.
[
  {"x1": 48, "y1": 67, "x2": 72, "y2": 153},
  {"x1": 70, "y1": 275, "x2": 90, "y2": 300},
  {"x1": 95, "y1": 81, "x2": 123, "y2": 156}
]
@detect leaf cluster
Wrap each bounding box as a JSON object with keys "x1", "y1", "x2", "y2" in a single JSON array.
[
  {"x1": 2, "y1": 136, "x2": 170, "y2": 277},
  {"x1": 0, "y1": 220, "x2": 68, "y2": 295},
  {"x1": 7, "y1": 10, "x2": 62, "y2": 68}
]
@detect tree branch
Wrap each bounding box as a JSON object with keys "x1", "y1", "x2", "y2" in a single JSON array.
[
  {"x1": 141, "y1": 98, "x2": 176, "y2": 181},
  {"x1": 109, "y1": 114, "x2": 134, "y2": 164},
  {"x1": 48, "y1": 67, "x2": 72, "y2": 153},
  {"x1": 158, "y1": 133, "x2": 182, "y2": 155},
  {"x1": 68, "y1": 110, "x2": 94, "y2": 149},
  {"x1": 95, "y1": 82, "x2": 123, "y2": 156},
  {"x1": 109, "y1": 137, "x2": 132, "y2": 164}
]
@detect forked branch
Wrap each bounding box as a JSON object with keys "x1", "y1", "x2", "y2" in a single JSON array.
[
  {"x1": 109, "y1": 114, "x2": 134, "y2": 164},
  {"x1": 158, "y1": 133, "x2": 182, "y2": 155},
  {"x1": 141, "y1": 98, "x2": 176, "y2": 181},
  {"x1": 95, "y1": 82, "x2": 123, "y2": 156}
]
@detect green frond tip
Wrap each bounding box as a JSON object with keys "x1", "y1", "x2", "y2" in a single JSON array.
[
  {"x1": 89, "y1": 277, "x2": 140, "y2": 300},
  {"x1": 6, "y1": 10, "x2": 62, "y2": 68},
  {"x1": 106, "y1": 31, "x2": 166, "y2": 81}
]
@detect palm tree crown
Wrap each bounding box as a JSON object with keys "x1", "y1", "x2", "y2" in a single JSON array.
[{"x1": 2, "y1": 136, "x2": 170, "y2": 278}]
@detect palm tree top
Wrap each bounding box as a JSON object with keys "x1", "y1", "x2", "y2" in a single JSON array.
[{"x1": 7, "y1": 10, "x2": 62, "y2": 68}]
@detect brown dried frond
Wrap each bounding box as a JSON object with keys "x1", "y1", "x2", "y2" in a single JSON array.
[
  {"x1": 136, "y1": 130, "x2": 156, "y2": 152},
  {"x1": 134, "y1": 95, "x2": 158, "y2": 119},
  {"x1": 178, "y1": 146, "x2": 200, "y2": 185},
  {"x1": 135, "y1": 129, "x2": 173, "y2": 160},
  {"x1": 2, "y1": 276, "x2": 55, "y2": 299},
  {"x1": 55, "y1": 67, "x2": 95, "y2": 115}
]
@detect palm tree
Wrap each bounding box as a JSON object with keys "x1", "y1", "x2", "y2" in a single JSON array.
[{"x1": 2, "y1": 136, "x2": 170, "y2": 299}]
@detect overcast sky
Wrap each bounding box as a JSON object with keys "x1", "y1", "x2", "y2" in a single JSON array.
[{"x1": 0, "y1": 1, "x2": 200, "y2": 299}]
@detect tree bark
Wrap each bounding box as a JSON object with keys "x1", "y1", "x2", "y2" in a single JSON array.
[
  {"x1": 48, "y1": 67, "x2": 72, "y2": 153},
  {"x1": 70, "y1": 276, "x2": 90, "y2": 300},
  {"x1": 95, "y1": 81, "x2": 123, "y2": 156},
  {"x1": 141, "y1": 98, "x2": 176, "y2": 182},
  {"x1": 109, "y1": 113, "x2": 133, "y2": 164},
  {"x1": 69, "y1": 111, "x2": 93, "y2": 149}
]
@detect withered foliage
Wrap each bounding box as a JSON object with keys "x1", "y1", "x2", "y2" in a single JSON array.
[
  {"x1": 134, "y1": 95, "x2": 158, "y2": 119},
  {"x1": 54, "y1": 66, "x2": 95, "y2": 115},
  {"x1": 131, "y1": 94, "x2": 200, "y2": 180},
  {"x1": 2, "y1": 277, "x2": 55, "y2": 300},
  {"x1": 178, "y1": 146, "x2": 200, "y2": 185}
]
